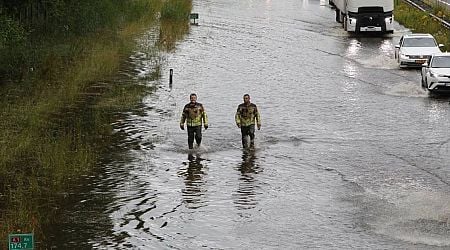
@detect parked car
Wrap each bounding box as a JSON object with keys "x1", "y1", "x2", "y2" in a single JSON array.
[
  {"x1": 421, "y1": 53, "x2": 450, "y2": 93},
  {"x1": 394, "y1": 33, "x2": 443, "y2": 68}
]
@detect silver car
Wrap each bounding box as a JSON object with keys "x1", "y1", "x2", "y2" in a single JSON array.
[
  {"x1": 395, "y1": 33, "x2": 443, "y2": 68},
  {"x1": 421, "y1": 53, "x2": 450, "y2": 93}
]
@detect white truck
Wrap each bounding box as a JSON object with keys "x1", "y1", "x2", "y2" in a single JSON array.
[{"x1": 329, "y1": 0, "x2": 394, "y2": 34}]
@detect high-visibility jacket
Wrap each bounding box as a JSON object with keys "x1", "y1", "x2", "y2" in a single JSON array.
[
  {"x1": 180, "y1": 102, "x2": 208, "y2": 127},
  {"x1": 235, "y1": 103, "x2": 261, "y2": 127}
]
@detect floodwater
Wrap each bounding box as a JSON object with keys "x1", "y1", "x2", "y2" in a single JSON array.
[{"x1": 44, "y1": 0, "x2": 450, "y2": 249}]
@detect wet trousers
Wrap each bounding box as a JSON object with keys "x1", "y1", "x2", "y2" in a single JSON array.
[
  {"x1": 240, "y1": 124, "x2": 255, "y2": 148},
  {"x1": 187, "y1": 126, "x2": 202, "y2": 149}
]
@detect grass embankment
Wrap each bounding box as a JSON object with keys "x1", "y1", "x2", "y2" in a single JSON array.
[
  {"x1": 0, "y1": 0, "x2": 192, "y2": 246},
  {"x1": 423, "y1": 0, "x2": 450, "y2": 19},
  {"x1": 395, "y1": 0, "x2": 450, "y2": 51}
]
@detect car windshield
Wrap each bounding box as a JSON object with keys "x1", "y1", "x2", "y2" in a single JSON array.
[
  {"x1": 431, "y1": 56, "x2": 450, "y2": 68},
  {"x1": 402, "y1": 37, "x2": 437, "y2": 47}
]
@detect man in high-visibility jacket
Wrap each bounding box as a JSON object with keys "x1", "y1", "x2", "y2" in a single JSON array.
[
  {"x1": 235, "y1": 94, "x2": 261, "y2": 148},
  {"x1": 180, "y1": 93, "x2": 208, "y2": 149}
]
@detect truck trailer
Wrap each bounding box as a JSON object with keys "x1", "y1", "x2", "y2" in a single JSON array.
[{"x1": 330, "y1": 0, "x2": 394, "y2": 34}]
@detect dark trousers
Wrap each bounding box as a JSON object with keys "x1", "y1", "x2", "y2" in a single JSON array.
[
  {"x1": 187, "y1": 126, "x2": 202, "y2": 149},
  {"x1": 240, "y1": 124, "x2": 255, "y2": 148}
]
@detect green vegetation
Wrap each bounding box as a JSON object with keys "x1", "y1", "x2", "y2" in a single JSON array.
[
  {"x1": 0, "y1": 0, "x2": 192, "y2": 247},
  {"x1": 161, "y1": 0, "x2": 192, "y2": 20},
  {"x1": 395, "y1": 0, "x2": 450, "y2": 51},
  {"x1": 159, "y1": 0, "x2": 191, "y2": 51},
  {"x1": 424, "y1": 0, "x2": 450, "y2": 19}
]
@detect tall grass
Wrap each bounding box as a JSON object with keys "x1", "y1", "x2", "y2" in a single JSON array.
[
  {"x1": 0, "y1": 0, "x2": 194, "y2": 245},
  {"x1": 0, "y1": 0, "x2": 194, "y2": 246},
  {"x1": 395, "y1": 0, "x2": 450, "y2": 51},
  {"x1": 158, "y1": 0, "x2": 192, "y2": 51},
  {"x1": 161, "y1": 0, "x2": 192, "y2": 21}
]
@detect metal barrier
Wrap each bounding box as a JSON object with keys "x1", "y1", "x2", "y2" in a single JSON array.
[
  {"x1": 427, "y1": 0, "x2": 450, "y2": 8},
  {"x1": 402, "y1": 0, "x2": 450, "y2": 29}
]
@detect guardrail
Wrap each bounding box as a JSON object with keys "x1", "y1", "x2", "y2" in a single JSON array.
[
  {"x1": 402, "y1": 0, "x2": 450, "y2": 29},
  {"x1": 427, "y1": 0, "x2": 450, "y2": 8}
]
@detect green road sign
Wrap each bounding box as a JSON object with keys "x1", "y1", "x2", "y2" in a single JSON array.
[{"x1": 8, "y1": 234, "x2": 34, "y2": 250}]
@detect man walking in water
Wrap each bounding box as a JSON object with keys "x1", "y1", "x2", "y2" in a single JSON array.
[
  {"x1": 180, "y1": 93, "x2": 208, "y2": 149},
  {"x1": 235, "y1": 94, "x2": 261, "y2": 148}
]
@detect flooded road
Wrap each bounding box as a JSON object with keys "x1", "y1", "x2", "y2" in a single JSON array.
[{"x1": 47, "y1": 0, "x2": 450, "y2": 248}]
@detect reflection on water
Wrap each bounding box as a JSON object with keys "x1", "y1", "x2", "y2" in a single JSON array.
[
  {"x1": 379, "y1": 39, "x2": 394, "y2": 54},
  {"x1": 239, "y1": 149, "x2": 258, "y2": 175},
  {"x1": 179, "y1": 154, "x2": 207, "y2": 209},
  {"x1": 234, "y1": 149, "x2": 262, "y2": 210},
  {"x1": 343, "y1": 61, "x2": 358, "y2": 78},
  {"x1": 43, "y1": 0, "x2": 450, "y2": 247},
  {"x1": 427, "y1": 102, "x2": 447, "y2": 123},
  {"x1": 346, "y1": 39, "x2": 361, "y2": 57}
]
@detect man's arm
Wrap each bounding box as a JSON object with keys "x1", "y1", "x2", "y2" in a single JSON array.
[
  {"x1": 235, "y1": 106, "x2": 241, "y2": 128},
  {"x1": 255, "y1": 105, "x2": 261, "y2": 130},
  {"x1": 202, "y1": 105, "x2": 208, "y2": 129},
  {"x1": 180, "y1": 107, "x2": 186, "y2": 130}
]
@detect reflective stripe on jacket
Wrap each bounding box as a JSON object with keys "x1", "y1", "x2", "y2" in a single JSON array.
[
  {"x1": 235, "y1": 103, "x2": 261, "y2": 127},
  {"x1": 180, "y1": 102, "x2": 208, "y2": 127}
]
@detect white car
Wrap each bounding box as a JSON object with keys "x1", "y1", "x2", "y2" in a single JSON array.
[
  {"x1": 421, "y1": 53, "x2": 450, "y2": 93},
  {"x1": 395, "y1": 33, "x2": 444, "y2": 68}
]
